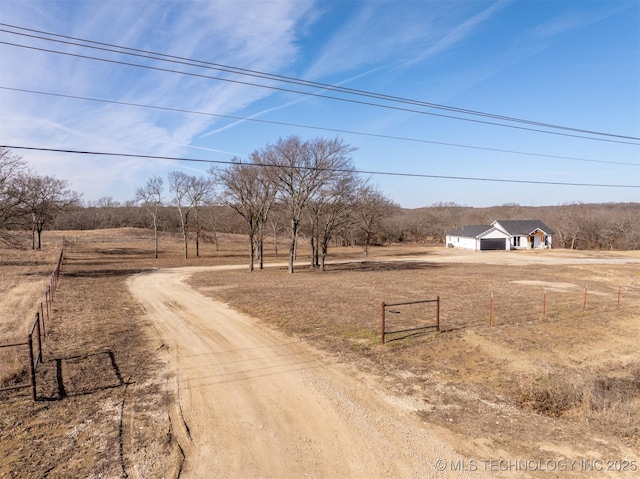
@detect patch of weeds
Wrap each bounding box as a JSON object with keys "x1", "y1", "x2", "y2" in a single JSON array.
[
  {"x1": 517, "y1": 365, "x2": 640, "y2": 442},
  {"x1": 0, "y1": 355, "x2": 28, "y2": 388},
  {"x1": 517, "y1": 371, "x2": 585, "y2": 417},
  {"x1": 585, "y1": 364, "x2": 640, "y2": 439}
]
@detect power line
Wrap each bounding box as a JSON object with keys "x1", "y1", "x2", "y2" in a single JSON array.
[
  {"x1": 4, "y1": 86, "x2": 636, "y2": 167},
  {"x1": 2, "y1": 23, "x2": 637, "y2": 141},
  {"x1": 1, "y1": 28, "x2": 639, "y2": 145},
  {"x1": 3, "y1": 145, "x2": 638, "y2": 189}
]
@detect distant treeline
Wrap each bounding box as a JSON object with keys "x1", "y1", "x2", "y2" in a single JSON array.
[
  {"x1": 52, "y1": 201, "x2": 640, "y2": 251},
  {"x1": 381, "y1": 202, "x2": 640, "y2": 250}
]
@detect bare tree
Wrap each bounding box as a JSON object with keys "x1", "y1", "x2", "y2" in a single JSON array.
[
  {"x1": 549, "y1": 203, "x2": 582, "y2": 249},
  {"x1": 135, "y1": 176, "x2": 164, "y2": 258},
  {"x1": 0, "y1": 148, "x2": 28, "y2": 246},
  {"x1": 210, "y1": 159, "x2": 275, "y2": 271},
  {"x1": 186, "y1": 175, "x2": 216, "y2": 258},
  {"x1": 20, "y1": 174, "x2": 80, "y2": 249},
  {"x1": 311, "y1": 171, "x2": 359, "y2": 271},
  {"x1": 168, "y1": 171, "x2": 194, "y2": 259},
  {"x1": 267, "y1": 204, "x2": 287, "y2": 258},
  {"x1": 254, "y1": 136, "x2": 356, "y2": 273},
  {"x1": 352, "y1": 183, "x2": 397, "y2": 256},
  {"x1": 202, "y1": 206, "x2": 221, "y2": 251}
]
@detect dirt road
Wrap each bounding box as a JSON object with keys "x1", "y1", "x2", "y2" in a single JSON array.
[{"x1": 128, "y1": 266, "x2": 496, "y2": 479}]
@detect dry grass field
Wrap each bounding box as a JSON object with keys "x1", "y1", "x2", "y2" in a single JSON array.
[{"x1": 1, "y1": 228, "x2": 639, "y2": 477}]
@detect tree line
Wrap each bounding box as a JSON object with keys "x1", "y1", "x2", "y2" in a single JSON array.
[
  {"x1": 2, "y1": 138, "x2": 397, "y2": 272},
  {"x1": 3, "y1": 143, "x2": 638, "y2": 261},
  {"x1": 380, "y1": 201, "x2": 640, "y2": 250},
  {"x1": 130, "y1": 136, "x2": 397, "y2": 272},
  {"x1": 1, "y1": 148, "x2": 80, "y2": 249}
]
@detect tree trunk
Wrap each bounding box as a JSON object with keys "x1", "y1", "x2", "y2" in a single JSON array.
[
  {"x1": 271, "y1": 221, "x2": 279, "y2": 257},
  {"x1": 259, "y1": 238, "x2": 264, "y2": 270},
  {"x1": 248, "y1": 232, "x2": 255, "y2": 272},
  {"x1": 183, "y1": 231, "x2": 188, "y2": 258},
  {"x1": 310, "y1": 217, "x2": 319, "y2": 268},
  {"x1": 153, "y1": 214, "x2": 159, "y2": 259},
  {"x1": 288, "y1": 219, "x2": 298, "y2": 273},
  {"x1": 183, "y1": 210, "x2": 190, "y2": 259},
  {"x1": 321, "y1": 237, "x2": 329, "y2": 272},
  {"x1": 31, "y1": 214, "x2": 36, "y2": 249},
  {"x1": 195, "y1": 209, "x2": 200, "y2": 258}
]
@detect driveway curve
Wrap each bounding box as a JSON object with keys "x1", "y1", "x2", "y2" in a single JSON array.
[{"x1": 128, "y1": 266, "x2": 492, "y2": 479}]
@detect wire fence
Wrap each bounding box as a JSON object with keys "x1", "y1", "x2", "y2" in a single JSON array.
[
  {"x1": 0, "y1": 242, "x2": 64, "y2": 400},
  {"x1": 381, "y1": 282, "x2": 638, "y2": 344}
]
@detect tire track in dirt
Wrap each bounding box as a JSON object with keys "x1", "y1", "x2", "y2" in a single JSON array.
[{"x1": 128, "y1": 266, "x2": 502, "y2": 479}]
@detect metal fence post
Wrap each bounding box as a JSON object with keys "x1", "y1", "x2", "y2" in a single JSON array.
[
  {"x1": 617, "y1": 285, "x2": 621, "y2": 308},
  {"x1": 27, "y1": 335, "x2": 36, "y2": 401},
  {"x1": 40, "y1": 301, "x2": 46, "y2": 338},
  {"x1": 35, "y1": 313, "x2": 42, "y2": 365}
]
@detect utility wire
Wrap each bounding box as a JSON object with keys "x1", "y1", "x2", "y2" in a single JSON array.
[
  {"x1": 3, "y1": 145, "x2": 638, "y2": 189},
  {"x1": 3, "y1": 39, "x2": 638, "y2": 147},
  {"x1": 3, "y1": 86, "x2": 637, "y2": 168},
  {"x1": 2, "y1": 23, "x2": 638, "y2": 141},
  {"x1": 1, "y1": 29, "x2": 639, "y2": 145}
]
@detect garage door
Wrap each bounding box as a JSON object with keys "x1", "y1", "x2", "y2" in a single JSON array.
[{"x1": 480, "y1": 238, "x2": 506, "y2": 250}]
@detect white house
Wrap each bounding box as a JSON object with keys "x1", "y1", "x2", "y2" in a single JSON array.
[
  {"x1": 445, "y1": 224, "x2": 510, "y2": 251},
  {"x1": 446, "y1": 220, "x2": 553, "y2": 251},
  {"x1": 492, "y1": 220, "x2": 553, "y2": 250}
]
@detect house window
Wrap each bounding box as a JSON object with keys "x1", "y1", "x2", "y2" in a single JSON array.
[{"x1": 514, "y1": 237, "x2": 520, "y2": 247}]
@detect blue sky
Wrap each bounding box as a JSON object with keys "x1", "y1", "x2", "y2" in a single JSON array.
[{"x1": 1, "y1": 0, "x2": 638, "y2": 208}]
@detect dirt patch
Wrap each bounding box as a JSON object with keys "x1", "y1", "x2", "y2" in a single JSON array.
[{"x1": 512, "y1": 280, "x2": 579, "y2": 291}]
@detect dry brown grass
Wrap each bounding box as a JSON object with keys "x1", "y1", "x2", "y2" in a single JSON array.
[
  {"x1": 517, "y1": 363, "x2": 640, "y2": 439},
  {"x1": 189, "y1": 244, "x2": 640, "y2": 454},
  {"x1": 1, "y1": 228, "x2": 639, "y2": 476}
]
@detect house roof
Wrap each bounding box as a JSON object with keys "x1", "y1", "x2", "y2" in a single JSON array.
[
  {"x1": 493, "y1": 220, "x2": 554, "y2": 235},
  {"x1": 446, "y1": 225, "x2": 492, "y2": 238}
]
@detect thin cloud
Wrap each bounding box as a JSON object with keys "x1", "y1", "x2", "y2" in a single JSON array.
[
  {"x1": 304, "y1": 1, "x2": 510, "y2": 80},
  {"x1": 0, "y1": 0, "x2": 313, "y2": 189},
  {"x1": 402, "y1": 0, "x2": 511, "y2": 67},
  {"x1": 529, "y1": 3, "x2": 629, "y2": 40}
]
